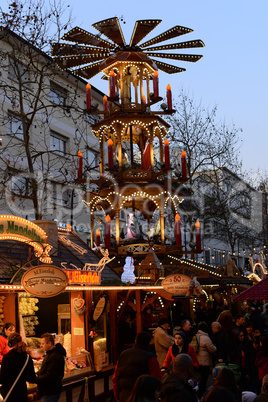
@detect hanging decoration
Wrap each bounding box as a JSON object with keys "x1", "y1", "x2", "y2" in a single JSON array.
[{"x1": 73, "y1": 295, "x2": 86, "y2": 315}]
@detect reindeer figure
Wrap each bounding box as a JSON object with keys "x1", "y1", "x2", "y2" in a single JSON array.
[{"x1": 84, "y1": 247, "x2": 111, "y2": 272}]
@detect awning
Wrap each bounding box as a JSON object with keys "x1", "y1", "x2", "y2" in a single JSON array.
[{"x1": 232, "y1": 276, "x2": 268, "y2": 301}]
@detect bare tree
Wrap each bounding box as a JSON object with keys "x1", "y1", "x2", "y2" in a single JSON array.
[
  {"x1": 166, "y1": 89, "x2": 243, "y2": 248},
  {"x1": 0, "y1": 0, "x2": 97, "y2": 221}
]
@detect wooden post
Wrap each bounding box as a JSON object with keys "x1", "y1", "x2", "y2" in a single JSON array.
[
  {"x1": 84, "y1": 290, "x2": 94, "y2": 363},
  {"x1": 139, "y1": 67, "x2": 144, "y2": 105},
  {"x1": 99, "y1": 135, "x2": 104, "y2": 174},
  {"x1": 130, "y1": 125, "x2": 134, "y2": 167},
  {"x1": 159, "y1": 130, "x2": 164, "y2": 163},
  {"x1": 149, "y1": 130, "x2": 154, "y2": 172},
  {"x1": 90, "y1": 212, "x2": 94, "y2": 248},
  {"x1": 135, "y1": 289, "x2": 142, "y2": 334},
  {"x1": 115, "y1": 197, "x2": 120, "y2": 246},
  {"x1": 160, "y1": 194, "x2": 165, "y2": 245},
  {"x1": 109, "y1": 290, "x2": 118, "y2": 363}
]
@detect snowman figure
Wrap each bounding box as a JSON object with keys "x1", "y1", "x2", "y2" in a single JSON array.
[{"x1": 121, "y1": 251, "x2": 135, "y2": 284}]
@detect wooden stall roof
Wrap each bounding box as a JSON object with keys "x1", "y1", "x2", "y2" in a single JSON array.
[
  {"x1": 0, "y1": 229, "x2": 119, "y2": 283},
  {"x1": 166, "y1": 258, "x2": 252, "y2": 286},
  {"x1": 232, "y1": 276, "x2": 268, "y2": 301}
]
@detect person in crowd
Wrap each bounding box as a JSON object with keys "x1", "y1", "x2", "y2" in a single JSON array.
[
  {"x1": 0, "y1": 322, "x2": 15, "y2": 363},
  {"x1": 112, "y1": 331, "x2": 162, "y2": 402},
  {"x1": 217, "y1": 309, "x2": 234, "y2": 335},
  {"x1": 228, "y1": 327, "x2": 249, "y2": 391},
  {"x1": 256, "y1": 336, "x2": 268, "y2": 388},
  {"x1": 36, "y1": 332, "x2": 66, "y2": 402},
  {"x1": 153, "y1": 318, "x2": 174, "y2": 367},
  {"x1": 244, "y1": 322, "x2": 260, "y2": 393},
  {"x1": 180, "y1": 319, "x2": 193, "y2": 348},
  {"x1": 162, "y1": 330, "x2": 199, "y2": 371},
  {"x1": 160, "y1": 353, "x2": 198, "y2": 401},
  {"x1": 241, "y1": 391, "x2": 257, "y2": 401},
  {"x1": 0, "y1": 332, "x2": 36, "y2": 402},
  {"x1": 127, "y1": 375, "x2": 161, "y2": 402},
  {"x1": 195, "y1": 321, "x2": 217, "y2": 398},
  {"x1": 203, "y1": 386, "x2": 236, "y2": 402},
  {"x1": 142, "y1": 306, "x2": 157, "y2": 333},
  {"x1": 254, "y1": 373, "x2": 268, "y2": 402},
  {"x1": 233, "y1": 314, "x2": 245, "y2": 332},
  {"x1": 262, "y1": 304, "x2": 268, "y2": 335},
  {"x1": 171, "y1": 301, "x2": 191, "y2": 333},
  {"x1": 211, "y1": 321, "x2": 228, "y2": 363},
  {"x1": 207, "y1": 367, "x2": 241, "y2": 401}
]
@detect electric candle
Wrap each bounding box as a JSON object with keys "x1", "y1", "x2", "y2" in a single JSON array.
[{"x1": 86, "y1": 83, "x2": 91, "y2": 109}]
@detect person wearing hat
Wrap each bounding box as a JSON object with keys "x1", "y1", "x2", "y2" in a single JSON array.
[
  {"x1": 153, "y1": 318, "x2": 174, "y2": 367},
  {"x1": 162, "y1": 330, "x2": 199, "y2": 371}
]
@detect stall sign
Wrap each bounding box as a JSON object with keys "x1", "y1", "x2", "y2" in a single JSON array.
[
  {"x1": 93, "y1": 296, "x2": 107, "y2": 322},
  {"x1": 65, "y1": 270, "x2": 101, "y2": 285},
  {"x1": 21, "y1": 265, "x2": 68, "y2": 298},
  {"x1": 162, "y1": 274, "x2": 191, "y2": 295},
  {"x1": 0, "y1": 215, "x2": 52, "y2": 263}
]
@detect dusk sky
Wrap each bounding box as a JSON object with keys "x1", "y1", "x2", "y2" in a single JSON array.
[
  {"x1": 64, "y1": 0, "x2": 267, "y2": 176},
  {"x1": 4, "y1": 0, "x2": 268, "y2": 175}
]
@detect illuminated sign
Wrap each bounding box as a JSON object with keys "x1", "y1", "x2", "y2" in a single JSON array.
[
  {"x1": 162, "y1": 274, "x2": 191, "y2": 295},
  {"x1": 0, "y1": 215, "x2": 52, "y2": 263},
  {"x1": 22, "y1": 265, "x2": 68, "y2": 297},
  {"x1": 65, "y1": 270, "x2": 101, "y2": 285}
]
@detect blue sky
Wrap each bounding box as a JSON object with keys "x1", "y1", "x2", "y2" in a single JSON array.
[
  {"x1": 6, "y1": 0, "x2": 268, "y2": 174},
  {"x1": 66, "y1": 0, "x2": 267, "y2": 174}
]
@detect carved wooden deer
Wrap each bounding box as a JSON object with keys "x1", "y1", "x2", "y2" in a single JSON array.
[{"x1": 84, "y1": 247, "x2": 111, "y2": 272}]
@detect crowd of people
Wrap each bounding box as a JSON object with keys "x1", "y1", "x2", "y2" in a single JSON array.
[{"x1": 113, "y1": 301, "x2": 268, "y2": 401}]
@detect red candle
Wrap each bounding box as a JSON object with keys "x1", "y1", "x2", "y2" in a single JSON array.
[
  {"x1": 153, "y1": 70, "x2": 159, "y2": 97},
  {"x1": 142, "y1": 95, "x2": 146, "y2": 104},
  {"x1": 108, "y1": 139, "x2": 114, "y2": 169},
  {"x1": 174, "y1": 214, "x2": 182, "y2": 247},
  {"x1": 86, "y1": 83, "x2": 91, "y2": 109},
  {"x1": 105, "y1": 215, "x2": 111, "y2": 248},
  {"x1": 103, "y1": 95, "x2": 108, "y2": 115},
  {"x1": 164, "y1": 138, "x2": 170, "y2": 169},
  {"x1": 166, "y1": 84, "x2": 172, "y2": 110},
  {"x1": 109, "y1": 70, "x2": 116, "y2": 98},
  {"x1": 77, "y1": 151, "x2": 83, "y2": 179},
  {"x1": 181, "y1": 150, "x2": 187, "y2": 178},
  {"x1": 195, "y1": 221, "x2": 201, "y2": 250},
  {"x1": 96, "y1": 229, "x2": 101, "y2": 247}
]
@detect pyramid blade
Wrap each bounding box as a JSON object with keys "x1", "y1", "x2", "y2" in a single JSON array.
[
  {"x1": 92, "y1": 17, "x2": 126, "y2": 47},
  {"x1": 62, "y1": 26, "x2": 114, "y2": 49},
  {"x1": 129, "y1": 19, "x2": 162, "y2": 47},
  {"x1": 55, "y1": 55, "x2": 106, "y2": 69},
  {"x1": 72, "y1": 60, "x2": 104, "y2": 80},
  {"x1": 144, "y1": 39, "x2": 205, "y2": 51},
  {"x1": 140, "y1": 25, "x2": 193, "y2": 48},
  {"x1": 146, "y1": 52, "x2": 203, "y2": 62},
  {"x1": 52, "y1": 42, "x2": 110, "y2": 57},
  {"x1": 152, "y1": 59, "x2": 185, "y2": 74}
]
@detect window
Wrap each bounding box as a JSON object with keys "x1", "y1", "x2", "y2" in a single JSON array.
[
  {"x1": 50, "y1": 82, "x2": 67, "y2": 106},
  {"x1": 50, "y1": 131, "x2": 67, "y2": 155},
  {"x1": 8, "y1": 57, "x2": 30, "y2": 87},
  {"x1": 7, "y1": 113, "x2": 24, "y2": 140}
]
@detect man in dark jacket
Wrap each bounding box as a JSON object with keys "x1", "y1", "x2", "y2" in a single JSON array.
[
  {"x1": 160, "y1": 353, "x2": 198, "y2": 402},
  {"x1": 37, "y1": 332, "x2": 66, "y2": 402},
  {"x1": 112, "y1": 331, "x2": 162, "y2": 401}
]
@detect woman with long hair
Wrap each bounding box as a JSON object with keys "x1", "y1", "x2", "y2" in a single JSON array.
[
  {"x1": 255, "y1": 336, "x2": 268, "y2": 389},
  {"x1": 0, "y1": 332, "x2": 36, "y2": 401},
  {"x1": 127, "y1": 375, "x2": 161, "y2": 402}
]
